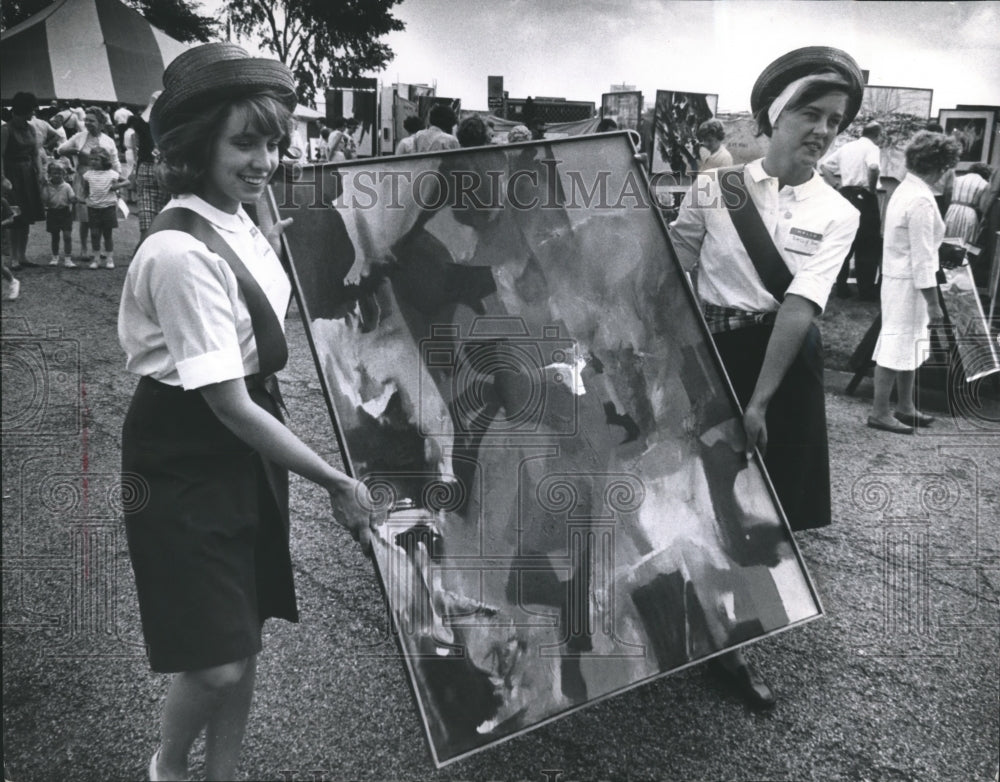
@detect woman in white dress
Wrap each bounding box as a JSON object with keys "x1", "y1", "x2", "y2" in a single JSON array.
[
  {"x1": 944, "y1": 163, "x2": 991, "y2": 245},
  {"x1": 868, "y1": 131, "x2": 960, "y2": 434}
]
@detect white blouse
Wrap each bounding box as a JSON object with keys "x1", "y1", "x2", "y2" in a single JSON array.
[
  {"x1": 881, "y1": 173, "x2": 943, "y2": 289},
  {"x1": 118, "y1": 194, "x2": 291, "y2": 389}
]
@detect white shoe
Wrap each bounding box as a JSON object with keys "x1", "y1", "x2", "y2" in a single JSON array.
[
  {"x1": 4, "y1": 278, "x2": 19, "y2": 300},
  {"x1": 63, "y1": 258, "x2": 78, "y2": 269},
  {"x1": 102, "y1": 257, "x2": 115, "y2": 270},
  {"x1": 87, "y1": 259, "x2": 99, "y2": 270},
  {"x1": 49, "y1": 256, "x2": 60, "y2": 266}
]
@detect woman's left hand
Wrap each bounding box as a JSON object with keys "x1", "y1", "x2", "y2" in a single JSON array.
[
  {"x1": 265, "y1": 216, "x2": 293, "y2": 256},
  {"x1": 743, "y1": 402, "x2": 768, "y2": 459}
]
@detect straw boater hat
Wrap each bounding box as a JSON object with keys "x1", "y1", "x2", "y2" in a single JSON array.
[
  {"x1": 750, "y1": 46, "x2": 865, "y2": 133},
  {"x1": 150, "y1": 42, "x2": 298, "y2": 144}
]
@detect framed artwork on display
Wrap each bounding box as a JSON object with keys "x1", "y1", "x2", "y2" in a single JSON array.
[
  {"x1": 827, "y1": 85, "x2": 935, "y2": 180},
  {"x1": 600, "y1": 91, "x2": 643, "y2": 131},
  {"x1": 266, "y1": 134, "x2": 823, "y2": 767},
  {"x1": 939, "y1": 109, "x2": 997, "y2": 170},
  {"x1": 650, "y1": 90, "x2": 719, "y2": 176}
]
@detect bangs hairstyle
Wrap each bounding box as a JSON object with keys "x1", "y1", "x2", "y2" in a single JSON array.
[
  {"x1": 904, "y1": 131, "x2": 961, "y2": 177},
  {"x1": 754, "y1": 73, "x2": 851, "y2": 137},
  {"x1": 156, "y1": 90, "x2": 293, "y2": 195}
]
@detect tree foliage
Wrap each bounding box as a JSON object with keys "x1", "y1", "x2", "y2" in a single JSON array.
[
  {"x1": 0, "y1": 0, "x2": 217, "y2": 42},
  {"x1": 226, "y1": 0, "x2": 405, "y2": 104},
  {"x1": 129, "y1": 0, "x2": 218, "y2": 42}
]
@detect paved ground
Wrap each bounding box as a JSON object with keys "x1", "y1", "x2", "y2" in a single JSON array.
[{"x1": 2, "y1": 213, "x2": 999, "y2": 781}]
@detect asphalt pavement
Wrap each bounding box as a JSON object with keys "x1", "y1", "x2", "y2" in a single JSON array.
[{"x1": 2, "y1": 217, "x2": 998, "y2": 782}]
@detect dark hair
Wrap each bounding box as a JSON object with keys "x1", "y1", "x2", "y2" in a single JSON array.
[
  {"x1": 696, "y1": 118, "x2": 725, "y2": 142},
  {"x1": 11, "y1": 92, "x2": 38, "y2": 116},
  {"x1": 754, "y1": 73, "x2": 851, "y2": 137},
  {"x1": 403, "y1": 115, "x2": 424, "y2": 134},
  {"x1": 905, "y1": 131, "x2": 960, "y2": 176},
  {"x1": 862, "y1": 122, "x2": 882, "y2": 140},
  {"x1": 331, "y1": 117, "x2": 347, "y2": 130},
  {"x1": 925, "y1": 122, "x2": 944, "y2": 133},
  {"x1": 456, "y1": 115, "x2": 490, "y2": 148},
  {"x1": 156, "y1": 91, "x2": 292, "y2": 195},
  {"x1": 967, "y1": 163, "x2": 992, "y2": 180},
  {"x1": 429, "y1": 104, "x2": 456, "y2": 133},
  {"x1": 595, "y1": 118, "x2": 618, "y2": 133}
]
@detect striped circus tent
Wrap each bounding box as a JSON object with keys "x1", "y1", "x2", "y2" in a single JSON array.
[{"x1": 1, "y1": 0, "x2": 192, "y2": 106}]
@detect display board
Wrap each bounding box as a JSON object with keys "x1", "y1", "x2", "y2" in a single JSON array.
[
  {"x1": 601, "y1": 91, "x2": 643, "y2": 131},
  {"x1": 269, "y1": 135, "x2": 822, "y2": 766},
  {"x1": 650, "y1": 90, "x2": 719, "y2": 176}
]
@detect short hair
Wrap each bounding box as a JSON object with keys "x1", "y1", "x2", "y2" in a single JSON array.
[
  {"x1": 596, "y1": 118, "x2": 618, "y2": 133},
  {"x1": 696, "y1": 118, "x2": 725, "y2": 142},
  {"x1": 156, "y1": 91, "x2": 292, "y2": 195},
  {"x1": 428, "y1": 104, "x2": 457, "y2": 133},
  {"x1": 754, "y1": 73, "x2": 851, "y2": 137},
  {"x1": 904, "y1": 131, "x2": 960, "y2": 176},
  {"x1": 861, "y1": 122, "x2": 881, "y2": 140},
  {"x1": 924, "y1": 122, "x2": 944, "y2": 133},
  {"x1": 89, "y1": 147, "x2": 113, "y2": 169},
  {"x1": 11, "y1": 92, "x2": 37, "y2": 116},
  {"x1": 403, "y1": 115, "x2": 424, "y2": 134},
  {"x1": 456, "y1": 115, "x2": 490, "y2": 148}
]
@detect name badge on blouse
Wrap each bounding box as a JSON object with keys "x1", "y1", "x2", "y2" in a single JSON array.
[{"x1": 786, "y1": 227, "x2": 823, "y2": 256}]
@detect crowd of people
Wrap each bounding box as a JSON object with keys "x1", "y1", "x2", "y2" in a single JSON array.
[{"x1": 1, "y1": 93, "x2": 171, "y2": 297}]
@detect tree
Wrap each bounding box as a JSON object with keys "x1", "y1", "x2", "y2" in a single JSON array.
[
  {"x1": 226, "y1": 0, "x2": 405, "y2": 105},
  {"x1": 1, "y1": 0, "x2": 217, "y2": 41},
  {"x1": 129, "y1": 0, "x2": 218, "y2": 42}
]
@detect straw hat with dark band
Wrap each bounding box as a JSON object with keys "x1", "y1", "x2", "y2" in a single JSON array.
[
  {"x1": 151, "y1": 42, "x2": 297, "y2": 144},
  {"x1": 751, "y1": 46, "x2": 865, "y2": 133}
]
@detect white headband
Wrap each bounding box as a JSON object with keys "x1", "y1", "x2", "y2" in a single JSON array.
[{"x1": 767, "y1": 74, "x2": 817, "y2": 128}]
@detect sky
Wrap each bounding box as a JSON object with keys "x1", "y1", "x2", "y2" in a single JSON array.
[
  {"x1": 200, "y1": 0, "x2": 1000, "y2": 117},
  {"x1": 367, "y1": 0, "x2": 1000, "y2": 116}
]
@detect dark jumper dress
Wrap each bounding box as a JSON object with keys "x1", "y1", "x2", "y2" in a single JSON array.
[{"x1": 121, "y1": 209, "x2": 297, "y2": 673}]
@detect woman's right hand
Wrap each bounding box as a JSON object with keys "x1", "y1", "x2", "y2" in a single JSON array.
[
  {"x1": 328, "y1": 478, "x2": 385, "y2": 554},
  {"x1": 927, "y1": 298, "x2": 944, "y2": 322}
]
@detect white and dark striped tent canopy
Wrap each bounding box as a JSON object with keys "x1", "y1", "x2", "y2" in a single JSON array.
[{"x1": 1, "y1": 0, "x2": 191, "y2": 106}]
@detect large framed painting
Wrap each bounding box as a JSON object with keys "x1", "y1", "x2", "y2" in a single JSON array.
[
  {"x1": 268, "y1": 135, "x2": 822, "y2": 767},
  {"x1": 828, "y1": 85, "x2": 934, "y2": 180},
  {"x1": 650, "y1": 90, "x2": 719, "y2": 176},
  {"x1": 939, "y1": 109, "x2": 996, "y2": 170},
  {"x1": 601, "y1": 91, "x2": 643, "y2": 131}
]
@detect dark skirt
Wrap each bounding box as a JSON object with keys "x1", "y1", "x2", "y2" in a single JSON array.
[
  {"x1": 87, "y1": 204, "x2": 118, "y2": 230},
  {"x1": 4, "y1": 158, "x2": 45, "y2": 224},
  {"x1": 122, "y1": 376, "x2": 298, "y2": 673},
  {"x1": 710, "y1": 322, "x2": 831, "y2": 530},
  {"x1": 46, "y1": 206, "x2": 73, "y2": 233}
]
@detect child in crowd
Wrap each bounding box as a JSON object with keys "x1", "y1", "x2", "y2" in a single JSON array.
[
  {"x1": 42, "y1": 160, "x2": 78, "y2": 268},
  {"x1": 81, "y1": 147, "x2": 127, "y2": 269}
]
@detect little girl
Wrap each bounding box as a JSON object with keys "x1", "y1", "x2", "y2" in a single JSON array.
[
  {"x1": 42, "y1": 160, "x2": 77, "y2": 267},
  {"x1": 81, "y1": 147, "x2": 127, "y2": 269}
]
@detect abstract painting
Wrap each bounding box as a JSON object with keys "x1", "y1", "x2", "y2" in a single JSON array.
[
  {"x1": 650, "y1": 91, "x2": 719, "y2": 176},
  {"x1": 269, "y1": 135, "x2": 822, "y2": 766},
  {"x1": 601, "y1": 91, "x2": 643, "y2": 131}
]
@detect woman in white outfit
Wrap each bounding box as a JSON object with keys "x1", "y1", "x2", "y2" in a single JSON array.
[{"x1": 868, "y1": 131, "x2": 960, "y2": 434}]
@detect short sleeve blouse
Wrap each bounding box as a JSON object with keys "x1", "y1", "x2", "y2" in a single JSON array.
[{"x1": 118, "y1": 194, "x2": 291, "y2": 389}]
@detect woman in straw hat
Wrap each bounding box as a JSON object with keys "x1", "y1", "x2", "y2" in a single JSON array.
[
  {"x1": 669, "y1": 46, "x2": 865, "y2": 708},
  {"x1": 117, "y1": 43, "x2": 382, "y2": 781}
]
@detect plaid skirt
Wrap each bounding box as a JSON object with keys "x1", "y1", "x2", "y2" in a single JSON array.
[{"x1": 135, "y1": 162, "x2": 170, "y2": 231}]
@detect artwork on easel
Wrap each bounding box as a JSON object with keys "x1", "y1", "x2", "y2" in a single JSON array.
[
  {"x1": 827, "y1": 85, "x2": 934, "y2": 180},
  {"x1": 601, "y1": 91, "x2": 643, "y2": 131},
  {"x1": 939, "y1": 109, "x2": 997, "y2": 171},
  {"x1": 268, "y1": 135, "x2": 822, "y2": 767},
  {"x1": 650, "y1": 90, "x2": 719, "y2": 176}
]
